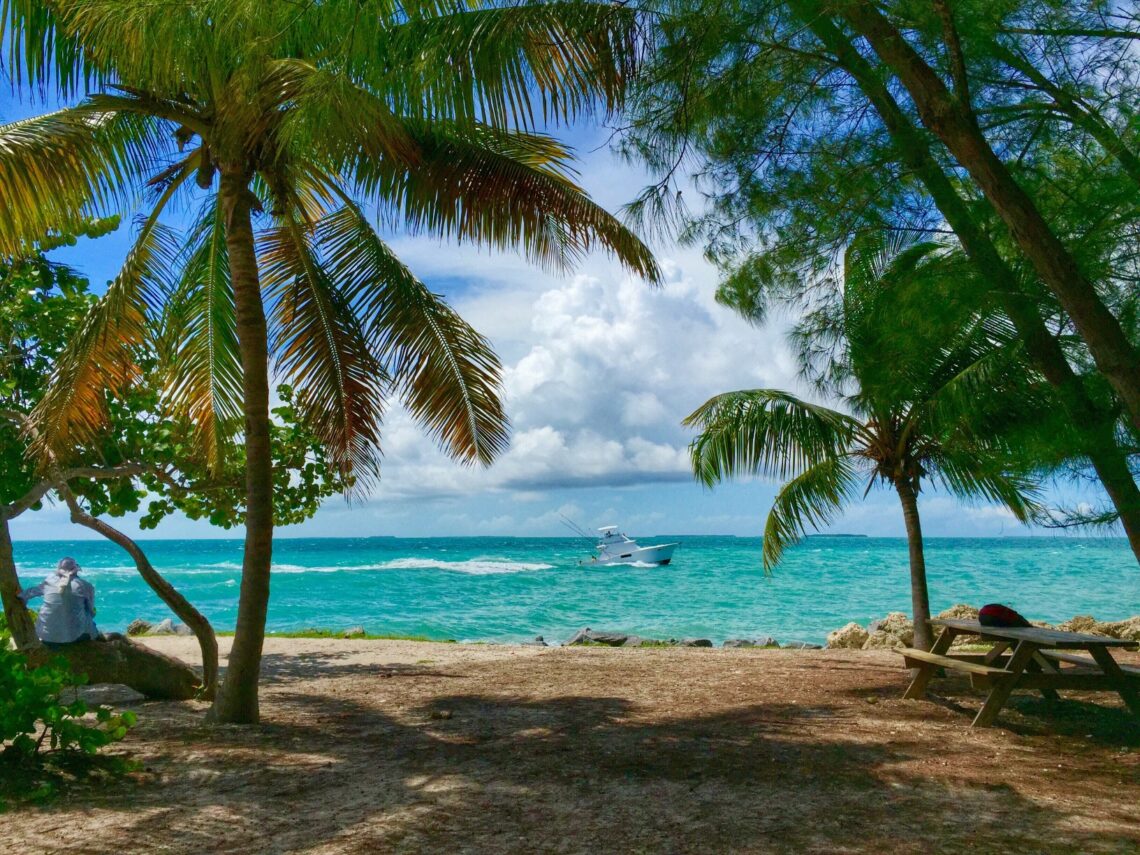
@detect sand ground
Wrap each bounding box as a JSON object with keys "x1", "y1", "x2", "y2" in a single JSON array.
[{"x1": 2, "y1": 636, "x2": 1138, "y2": 854}]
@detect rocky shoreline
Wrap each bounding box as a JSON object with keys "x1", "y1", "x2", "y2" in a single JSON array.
[{"x1": 124, "y1": 606, "x2": 1140, "y2": 649}]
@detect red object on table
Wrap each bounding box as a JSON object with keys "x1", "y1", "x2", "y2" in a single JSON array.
[{"x1": 978, "y1": 603, "x2": 1032, "y2": 628}]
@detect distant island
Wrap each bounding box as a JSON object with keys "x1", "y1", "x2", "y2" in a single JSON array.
[{"x1": 805, "y1": 534, "x2": 869, "y2": 538}]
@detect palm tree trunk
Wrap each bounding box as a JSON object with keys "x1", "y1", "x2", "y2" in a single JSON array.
[
  {"x1": 0, "y1": 516, "x2": 38, "y2": 648},
  {"x1": 210, "y1": 170, "x2": 274, "y2": 725},
  {"x1": 839, "y1": 2, "x2": 1140, "y2": 434},
  {"x1": 894, "y1": 477, "x2": 933, "y2": 651},
  {"x1": 796, "y1": 6, "x2": 1140, "y2": 563}
]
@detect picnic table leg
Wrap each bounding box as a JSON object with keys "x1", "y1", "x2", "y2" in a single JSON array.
[
  {"x1": 1087, "y1": 646, "x2": 1140, "y2": 718},
  {"x1": 903, "y1": 626, "x2": 957, "y2": 700},
  {"x1": 983, "y1": 641, "x2": 1010, "y2": 665},
  {"x1": 1027, "y1": 653, "x2": 1061, "y2": 702},
  {"x1": 972, "y1": 641, "x2": 1038, "y2": 728}
]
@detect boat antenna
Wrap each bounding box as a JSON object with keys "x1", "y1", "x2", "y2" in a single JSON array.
[{"x1": 560, "y1": 514, "x2": 595, "y2": 542}]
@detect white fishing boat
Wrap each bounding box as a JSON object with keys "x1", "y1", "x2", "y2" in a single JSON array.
[{"x1": 583, "y1": 526, "x2": 678, "y2": 566}]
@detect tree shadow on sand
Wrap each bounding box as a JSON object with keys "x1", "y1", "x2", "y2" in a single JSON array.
[{"x1": 29, "y1": 680, "x2": 1139, "y2": 854}]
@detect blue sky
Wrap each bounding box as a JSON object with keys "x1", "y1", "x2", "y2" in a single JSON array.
[{"x1": 1, "y1": 89, "x2": 1112, "y2": 541}]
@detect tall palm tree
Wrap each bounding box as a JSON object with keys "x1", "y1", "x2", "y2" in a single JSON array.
[
  {"x1": 0, "y1": 0, "x2": 660, "y2": 723},
  {"x1": 684, "y1": 236, "x2": 1039, "y2": 650}
]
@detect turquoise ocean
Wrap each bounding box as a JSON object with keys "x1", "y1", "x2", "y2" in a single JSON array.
[{"x1": 9, "y1": 536, "x2": 1139, "y2": 645}]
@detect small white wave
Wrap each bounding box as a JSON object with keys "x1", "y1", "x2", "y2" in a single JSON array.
[{"x1": 371, "y1": 557, "x2": 553, "y2": 575}]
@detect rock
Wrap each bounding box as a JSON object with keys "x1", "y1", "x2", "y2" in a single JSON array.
[
  {"x1": 782, "y1": 641, "x2": 822, "y2": 650},
  {"x1": 1101, "y1": 617, "x2": 1140, "y2": 642},
  {"x1": 150, "y1": 618, "x2": 176, "y2": 636},
  {"x1": 722, "y1": 639, "x2": 756, "y2": 648},
  {"x1": 936, "y1": 604, "x2": 979, "y2": 621},
  {"x1": 126, "y1": 618, "x2": 152, "y2": 637},
  {"x1": 342, "y1": 626, "x2": 366, "y2": 639},
  {"x1": 565, "y1": 628, "x2": 592, "y2": 646},
  {"x1": 526, "y1": 635, "x2": 548, "y2": 647},
  {"x1": 173, "y1": 623, "x2": 193, "y2": 637},
  {"x1": 679, "y1": 638, "x2": 713, "y2": 648},
  {"x1": 1058, "y1": 615, "x2": 1101, "y2": 634},
  {"x1": 869, "y1": 612, "x2": 914, "y2": 640},
  {"x1": 826, "y1": 622, "x2": 870, "y2": 650},
  {"x1": 862, "y1": 630, "x2": 906, "y2": 650},
  {"x1": 622, "y1": 635, "x2": 646, "y2": 647},
  {"x1": 756, "y1": 636, "x2": 780, "y2": 648},
  {"x1": 565, "y1": 628, "x2": 630, "y2": 647}
]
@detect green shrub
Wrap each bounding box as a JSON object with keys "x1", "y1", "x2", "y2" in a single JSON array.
[{"x1": 1, "y1": 633, "x2": 136, "y2": 758}]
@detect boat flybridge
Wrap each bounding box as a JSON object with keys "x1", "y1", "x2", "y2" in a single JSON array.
[{"x1": 583, "y1": 526, "x2": 678, "y2": 566}]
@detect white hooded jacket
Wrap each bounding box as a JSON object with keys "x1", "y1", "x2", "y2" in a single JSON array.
[{"x1": 19, "y1": 558, "x2": 99, "y2": 643}]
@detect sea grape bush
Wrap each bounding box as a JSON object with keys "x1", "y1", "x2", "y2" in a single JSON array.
[{"x1": 0, "y1": 632, "x2": 137, "y2": 759}]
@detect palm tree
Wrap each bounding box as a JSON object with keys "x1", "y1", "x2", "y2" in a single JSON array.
[
  {"x1": 684, "y1": 236, "x2": 1040, "y2": 650},
  {"x1": 0, "y1": 0, "x2": 660, "y2": 722}
]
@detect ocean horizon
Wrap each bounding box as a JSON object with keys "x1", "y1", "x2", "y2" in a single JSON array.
[{"x1": 9, "y1": 535, "x2": 1138, "y2": 645}]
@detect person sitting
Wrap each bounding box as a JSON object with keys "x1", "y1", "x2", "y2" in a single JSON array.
[{"x1": 19, "y1": 557, "x2": 100, "y2": 646}]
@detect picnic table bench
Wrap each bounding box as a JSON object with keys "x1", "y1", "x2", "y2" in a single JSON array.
[{"x1": 898, "y1": 618, "x2": 1140, "y2": 727}]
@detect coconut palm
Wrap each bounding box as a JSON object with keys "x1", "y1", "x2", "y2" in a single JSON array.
[
  {"x1": 684, "y1": 236, "x2": 1040, "y2": 650},
  {"x1": 0, "y1": 0, "x2": 660, "y2": 722}
]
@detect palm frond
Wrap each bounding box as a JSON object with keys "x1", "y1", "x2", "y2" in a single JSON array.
[
  {"x1": 350, "y1": 119, "x2": 660, "y2": 281},
  {"x1": 929, "y1": 451, "x2": 1045, "y2": 524},
  {"x1": 763, "y1": 456, "x2": 861, "y2": 570},
  {"x1": 315, "y1": 203, "x2": 509, "y2": 466},
  {"x1": 684, "y1": 389, "x2": 861, "y2": 486},
  {"x1": 30, "y1": 211, "x2": 179, "y2": 459},
  {"x1": 161, "y1": 198, "x2": 243, "y2": 472},
  {"x1": 0, "y1": 106, "x2": 168, "y2": 256},
  {"x1": 261, "y1": 212, "x2": 388, "y2": 490},
  {"x1": 359, "y1": 1, "x2": 642, "y2": 129}
]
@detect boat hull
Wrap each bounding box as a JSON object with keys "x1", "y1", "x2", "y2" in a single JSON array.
[{"x1": 592, "y1": 543, "x2": 677, "y2": 566}]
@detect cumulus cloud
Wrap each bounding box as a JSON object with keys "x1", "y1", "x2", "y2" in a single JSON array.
[{"x1": 364, "y1": 245, "x2": 803, "y2": 503}]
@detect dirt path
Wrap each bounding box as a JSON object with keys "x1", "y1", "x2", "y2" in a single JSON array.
[{"x1": 3, "y1": 638, "x2": 1138, "y2": 854}]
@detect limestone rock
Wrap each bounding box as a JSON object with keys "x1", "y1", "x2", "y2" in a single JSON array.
[
  {"x1": 622, "y1": 635, "x2": 646, "y2": 647},
  {"x1": 342, "y1": 626, "x2": 366, "y2": 639},
  {"x1": 150, "y1": 618, "x2": 176, "y2": 636},
  {"x1": 782, "y1": 641, "x2": 822, "y2": 650},
  {"x1": 723, "y1": 639, "x2": 756, "y2": 648},
  {"x1": 1058, "y1": 615, "x2": 1103, "y2": 634},
  {"x1": 936, "y1": 604, "x2": 979, "y2": 621},
  {"x1": 826, "y1": 622, "x2": 869, "y2": 650},
  {"x1": 173, "y1": 622, "x2": 193, "y2": 637},
  {"x1": 126, "y1": 618, "x2": 152, "y2": 637},
  {"x1": 1100, "y1": 617, "x2": 1140, "y2": 642},
  {"x1": 679, "y1": 638, "x2": 713, "y2": 648},
  {"x1": 525, "y1": 635, "x2": 549, "y2": 647},
  {"x1": 862, "y1": 630, "x2": 905, "y2": 650},
  {"x1": 867, "y1": 612, "x2": 914, "y2": 646}
]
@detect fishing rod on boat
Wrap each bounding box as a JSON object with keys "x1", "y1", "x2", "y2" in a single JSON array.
[{"x1": 559, "y1": 514, "x2": 595, "y2": 543}]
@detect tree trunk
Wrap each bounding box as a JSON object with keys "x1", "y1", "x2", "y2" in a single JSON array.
[
  {"x1": 894, "y1": 478, "x2": 933, "y2": 651},
  {"x1": 0, "y1": 516, "x2": 38, "y2": 648},
  {"x1": 61, "y1": 491, "x2": 220, "y2": 699},
  {"x1": 210, "y1": 170, "x2": 274, "y2": 725},
  {"x1": 839, "y1": 2, "x2": 1140, "y2": 433},
  {"x1": 796, "y1": 5, "x2": 1140, "y2": 562},
  {"x1": 25, "y1": 636, "x2": 200, "y2": 700}
]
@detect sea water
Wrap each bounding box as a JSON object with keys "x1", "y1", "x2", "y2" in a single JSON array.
[{"x1": 9, "y1": 536, "x2": 1138, "y2": 645}]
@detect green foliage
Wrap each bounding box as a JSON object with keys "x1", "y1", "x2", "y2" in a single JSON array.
[
  {"x1": 0, "y1": 232, "x2": 346, "y2": 528},
  {"x1": 685, "y1": 235, "x2": 1043, "y2": 569},
  {"x1": 0, "y1": 629, "x2": 137, "y2": 807},
  {"x1": 0, "y1": 647, "x2": 137, "y2": 756}
]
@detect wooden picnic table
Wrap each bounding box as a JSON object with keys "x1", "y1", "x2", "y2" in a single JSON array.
[{"x1": 898, "y1": 618, "x2": 1140, "y2": 727}]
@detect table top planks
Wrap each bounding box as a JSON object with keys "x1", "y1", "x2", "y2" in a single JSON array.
[{"x1": 930, "y1": 618, "x2": 1139, "y2": 650}]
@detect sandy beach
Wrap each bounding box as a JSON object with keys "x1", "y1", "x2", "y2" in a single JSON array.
[{"x1": 3, "y1": 636, "x2": 1139, "y2": 853}]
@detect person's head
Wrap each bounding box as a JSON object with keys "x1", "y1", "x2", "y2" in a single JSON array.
[{"x1": 56, "y1": 557, "x2": 80, "y2": 577}]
